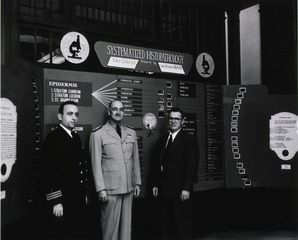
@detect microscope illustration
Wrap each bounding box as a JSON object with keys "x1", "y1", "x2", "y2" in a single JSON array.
[
  {"x1": 68, "y1": 35, "x2": 82, "y2": 59},
  {"x1": 201, "y1": 54, "x2": 210, "y2": 75}
]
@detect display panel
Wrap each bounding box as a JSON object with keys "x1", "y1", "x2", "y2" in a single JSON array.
[
  {"x1": 43, "y1": 69, "x2": 224, "y2": 196},
  {"x1": 223, "y1": 85, "x2": 298, "y2": 188}
]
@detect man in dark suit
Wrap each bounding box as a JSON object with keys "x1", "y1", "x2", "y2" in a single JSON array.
[
  {"x1": 43, "y1": 101, "x2": 88, "y2": 239},
  {"x1": 152, "y1": 107, "x2": 199, "y2": 239}
]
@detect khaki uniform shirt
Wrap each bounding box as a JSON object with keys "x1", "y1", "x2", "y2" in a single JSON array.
[{"x1": 89, "y1": 122, "x2": 141, "y2": 195}]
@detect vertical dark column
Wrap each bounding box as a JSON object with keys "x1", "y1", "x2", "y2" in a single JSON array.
[
  {"x1": 260, "y1": 0, "x2": 297, "y2": 94},
  {"x1": 196, "y1": 5, "x2": 227, "y2": 84},
  {"x1": 2, "y1": 0, "x2": 24, "y2": 68}
]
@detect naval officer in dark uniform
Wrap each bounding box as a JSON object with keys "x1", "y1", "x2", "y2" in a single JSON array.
[
  {"x1": 89, "y1": 100, "x2": 141, "y2": 240},
  {"x1": 43, "y1": 101, "x2": 88, "y2": 239}
]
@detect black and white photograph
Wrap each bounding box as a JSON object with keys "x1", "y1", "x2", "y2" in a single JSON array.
[{"x1": 1, "y1": 0, "x2": 297, "y2": 239}]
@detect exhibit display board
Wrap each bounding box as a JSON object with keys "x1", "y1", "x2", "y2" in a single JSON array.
[
  {"x1": 43, "y1": 69, "x2": 224, "y2": 196},
  {"x1": 223, "y1": 85, "x2": 298, "y2": 188}
]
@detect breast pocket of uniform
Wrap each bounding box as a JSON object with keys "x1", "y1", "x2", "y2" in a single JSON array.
[
  {"x1": 102, "y1": 138, "x2": 118, "y2": 155},
  {"x1": 102, "y1": 164, "x2": 120, "y2": 190},
  {"x1": 124, "y1": 137, "x2": 135, "y2": 154}
]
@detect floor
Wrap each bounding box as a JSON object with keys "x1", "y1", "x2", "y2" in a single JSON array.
[
  {"x1": 198, "y1": 230, "x2": 298, "y2": 240},
  {"x1": 3, "y1": 231, "x2": 298, "y2": 240},
  {"x1": 2, "y1": 189, "x2": 298, "y2": 240}
]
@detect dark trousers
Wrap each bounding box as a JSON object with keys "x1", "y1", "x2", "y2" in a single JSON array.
[
  {"x1": 48, "y1": 204, "x2": 88, "y2": 240},
  {"x1": 161, "y1": 197, "x2": 193, "y2": 240}
]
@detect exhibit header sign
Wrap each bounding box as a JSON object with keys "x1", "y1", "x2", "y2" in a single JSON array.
[{"x1": 94, "y1": 41, "x2": 193, "y2": 75}]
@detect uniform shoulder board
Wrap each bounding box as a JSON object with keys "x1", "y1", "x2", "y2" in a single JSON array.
[
  {"x1": 124, "y1": 124, "x2": 134, "y2": 129},
  {"x1": 92, "y1": 126, "x2": 102, "y2": 132}
]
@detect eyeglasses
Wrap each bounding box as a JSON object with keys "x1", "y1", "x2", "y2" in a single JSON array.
[{"x1": 169, "y1": 117, "x2": 182, "y2": 121}]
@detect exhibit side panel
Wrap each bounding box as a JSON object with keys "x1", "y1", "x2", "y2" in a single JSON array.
[{"x1": 223, "y1": 85, "x2": 298, "y2": 188}]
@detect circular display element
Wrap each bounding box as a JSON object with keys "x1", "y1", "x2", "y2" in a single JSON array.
[
  {"x1": 196, "y1": 53, "x2": 215, "y2": 78},
  {"x1": 143, "y1": 113, "x2": 157, "y2": 130},
  {"x1": 60, "y1": 32, "x2": 90, "y2": 64}
]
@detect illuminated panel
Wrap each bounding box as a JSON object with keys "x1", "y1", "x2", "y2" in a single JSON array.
[{"x1": 43, "y1": 69, "x2": 224, "y2": 196}]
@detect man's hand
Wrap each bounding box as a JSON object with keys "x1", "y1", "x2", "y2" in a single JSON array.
[
  {"x1": 152, "y1": 187, "x2": 158, "y2": 197},
  {"x1": 180, "y1": 190, "x2": 190, "y2": 201},
  {"x1": 53, "y1": 203, "x2": 63, "y2": 217},
  {"x1": 134, "y1": 185, "x2": 141, "y2": 197},
  {"x1": 98, "y1": 190, "x2": 109, "y2": 202}
]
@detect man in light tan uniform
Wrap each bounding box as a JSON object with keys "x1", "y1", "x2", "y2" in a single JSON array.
[{"x1": 89, "y1": 100, "x2": 141, "y2": 240}]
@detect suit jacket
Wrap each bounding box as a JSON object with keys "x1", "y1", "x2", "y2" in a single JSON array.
[
  {"x1": 43, "y1": 125, "x2": 87, "y2": 211},
  {"x1": 89, "y1": 122, "x2": 142, "y2": 195},
  {"x1": 153, "y1": 130, "x2": 199, "y2": 198}
]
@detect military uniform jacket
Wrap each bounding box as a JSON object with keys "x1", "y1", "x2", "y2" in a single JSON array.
[
  {"x1": 89, "y1": 122, "x2": 142, "y2": 195},
  {"x1": 43, "y1": 125, "x2": 87, "y2": 210}
]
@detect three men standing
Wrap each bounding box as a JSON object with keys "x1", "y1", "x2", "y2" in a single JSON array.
[
  {"x1": 44, "y1": 100, "x2": 197, "y2": 240},
  {"x1": 89, "y1": 100, "x2": 142, "y2": 240},
  {"x1": 152, "y1": 107, "x2": 199, "y2": 239}
]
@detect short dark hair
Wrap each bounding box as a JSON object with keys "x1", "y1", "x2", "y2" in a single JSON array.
[
  {"x1": 168, "y1": 107, "x2": 184, "y2": 119},
  {"x1": 58, "y1": 101, "x2": 77, "y2": 114}
]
